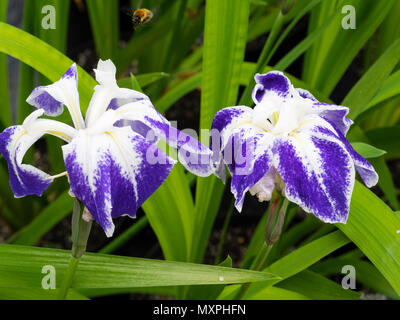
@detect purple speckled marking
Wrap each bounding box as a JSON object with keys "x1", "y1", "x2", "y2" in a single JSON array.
[
  {"x1": 255, "y1": 72, "x2": 291, "y2": 97},
  {"x1": 313, "y1": 102, "x2": 353, "y2": 136},
  {"x1": 297, "y1": 88, "x2": 315, "y2": 100},
  {"x1": 231, "y1": 151, "x2": 271, "y2": 211},
  {"x1": 218, "y1": 126, "x2": 272, "y2": 211},
  {"x1": 145, "y1": 117, "x2": 213, "y2": 176},
  {"x1": 107, "y1": 97, "x2": 146, "y2": 111},
  {"x1": 273, "y1": 136, "x2": 353, "y2": 223},
  {"x1": 211, "y1": 108, "x2": 246, "y2": 134},
  {"x1": 210, "y1": 107, "x2": 251, "y2": 171},
  {"x1": 0, "y1": 126, "x2": 52, "y2": 197},
  {"x1": 108, "y1": 98, "x2": 119, "y2": 110},
  {"x1": 64, "y1": 131, "x2": 174, "y2": 236},
  {"x1": 62, "y1": 64, "x2": 78, "y2": 85},
  {"x1": 32, "y1": 89, "x2": 63, "y2": 116},
  {"x1": 26, "y1": 64, "x2": 79, "y2": 117},
  {"x1": 319, "y1": 118, "x2": 378, "y2": 188}
]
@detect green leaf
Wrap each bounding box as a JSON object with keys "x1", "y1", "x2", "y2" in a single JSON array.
[
  {"x1": 0, "y1": 245, "x2": 279, "y2": 289},
  {"x1": 306, "y1": 0, "x2": 396, "y2": 96},
  {"x1": 155, "y1": 73, "x2": 201, "y2": 113},
  {"x1": 218, "y1": 231, "x2": 350, "y2": 299},
  {"x1": 350, "y1": 142, "x2": 386, "y2": 159},
  {"x1": 0, "y1": 288, "x2": 89, "y2": 300},
  {"x1": 200, "y1": 0, "x2": 250, "y2": 130},
  {"x1": 0, "y1": 22, "x2": 97, "y2": 112},
  {"x1": 86, "y1": 0, "x2": 119, "y2": 59},
  {"x1": 193, "y1": 0, "x2": 250, "y2": 266},
  {"x1": 344, "y1": 38, "x2": 400, "y2": 120},
  {"x1": 7, "y1": 192, "x2": 72, "y2": 246},
  {"x1": 0, "y1": 0, "x2": 11, "y2": 127},
  {"x1": 117, "y1": 72, "x2": 170, "y2": 89},
  {"x1": 276, "y1": 270, "x2": 361, "y2": 300},
  {"x1": 337, "y1": 181, "x2": 400, "y2": 295},
  {"x1": 222, "y1": 285, "x2": 310, "y2": 300},
  {"x1": 312, "y1": 257, "x2": 399, "y2": 299},
  {"x1": 275, "y1": 9, "x2": 339, "y2": 71},
  {"x1": 142, "y1": 164, "x2": 195, "y2": 262},
  {"x1": 365, "y1": 70, "x2": 400, "y2": 112}
]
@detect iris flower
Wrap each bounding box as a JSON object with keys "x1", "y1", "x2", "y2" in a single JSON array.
[
  {"x1": 211, "y1": 71, "x2": 378, "y2": 223},
  {"x1": 0, "y1": 60, "x2": 213, "y2": 236}
]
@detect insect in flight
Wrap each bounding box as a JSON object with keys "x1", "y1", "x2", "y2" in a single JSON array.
[{"x1": 131, "y1": 8, "x2": 154, "y2": 30}]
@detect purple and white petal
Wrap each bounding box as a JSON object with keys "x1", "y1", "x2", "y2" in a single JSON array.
[
  {"x1": 0, "y1": 109, "x2": 76, "y2": 197},
  {"x1": 116, "y1": 102, "x2": 215, "y2": 176},
  {"x1": 252, "y1": 71, "x2": 297, "y2": 104},
  {"x1": 210, "y1": 106, "x2": 253, "y2": 178},
  {"x1": 297, "y1": 88, "x2": 316, "y2": 101},
  {"x1": 143, "y1": 119, "x2": 214, "y2": 177},
  {"x1": 62, "y1": 126, "x2": 175, "y2": 237},
  {"x1": 0, "y1": 125, "x2": 52, "y2": 197},
  {"x1": 26, "y1": 64, "x2": 85, "y2": 129},
  {"x1": 314, "y1": 118, "x2": 378, "y2": 188},
  {"x1": 221, "y1": 125, "x2": 273, "y2": 211},
  {"x1": 272, "y1": 128, "x2": 355, "y2": 223},
  {"x1": 312, "y1": 102, "x2": 353, "y2": 136}
]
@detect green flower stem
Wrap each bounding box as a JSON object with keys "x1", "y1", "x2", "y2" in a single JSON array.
[
  {"x1": 235, "y1": 197, "x2": 290, "y2": 300},
  {"x1": 249, "y1": 241, "x2": 273, "y2": 271},
  {"x1": 58, "y1": 199, "x2": 92, "y2": 300}
]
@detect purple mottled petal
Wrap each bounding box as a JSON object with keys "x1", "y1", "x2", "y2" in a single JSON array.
[
  {"x1": 62, "y1": 127, "x2": 175, "y2": 237},
  {"x1": 26, "y1": 64, "x2": 79, "y2": 117},
  {"x1": 26, "y1": 64, "x2": 84, "y2": 129},
  {"x1": 297, "y1": 88, "x2": 316, "y2": 101},
  {"x1": 221, "y1": 125, "x2": 273, "y2": 211},
  {"x1": 210, "y1": 106, "x2": 253, "y2": 178},
  {"x1": 145, "y1": 119, "x2": 213, "y2": 177},
  {"x1": 273, "y1": 131, "x2": 355, "y2": 223},
  {"x1": 316, "y1": 118, "x2": 378, "y2": 188},
  {"x1": 311, "y1": 102, "x2": 353, "y2": 136},
  {"x1": 252, "y1": 71, "x2": 295, "y2": 104},
  {"x1": 117, "y1": 102, "x2": 214, "y2": 176},
  {"x1": 0, "y1": 126, "x2": 52, "y2": 197}
]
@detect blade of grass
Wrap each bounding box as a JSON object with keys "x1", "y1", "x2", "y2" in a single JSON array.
[
  {"x1": 344, "y1": 38, "x2": 400, "y2": 120},
  {"x1": 0, "y1": 244, "x2": 280, "y2": 289},
  {"x1": 0, "y1": 0, "x2": 11, "y2": 127},
  {"x1": 86, "y1": 0, "x2": 119, "y2": 59},
  {"x1": 337, "y1": 181, "x2": 400, "y2": 294},
  {"x1": 193, "y1": 0, "x2": 250, "y2": 265}
]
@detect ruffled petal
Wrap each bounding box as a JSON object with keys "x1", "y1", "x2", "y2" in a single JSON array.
[
  {"x1": 314, "y1": 118, "x2": 378, "y2": 188},
  {"x1": 62, "y1": 126, "x2": 175, "y2": 237},
  {"x1": 210, "y1": 106, "x2": 253, "y2": 180},
  {"x1": 0, "y1": 110, "x2": 76, "y2": 197},
  {"x1": 116, "y1": 102, "x2": 214, "y2": 177},
  {"x1": 272, "y1": 121, "x2": 355, "y2": 223},
  {"x1": 312, "y1": 102, "x2": 353, "y2": 136},
  {"x1": 252, "y1": 71, "x2": 297, "y2": 104},
  {"x1": 26, "y1": 64, "x2": 85, "y2": 129},
  {"x1": 220, "y1": 124, "x2": 273, "y2": 211},
  {"x1": 85, "y1": 59, "x2": 149, "y2": 127}
]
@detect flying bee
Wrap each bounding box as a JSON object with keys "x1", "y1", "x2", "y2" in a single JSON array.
[{"x1": 131, "y1": 8, "x2": 154, "y2": 29}]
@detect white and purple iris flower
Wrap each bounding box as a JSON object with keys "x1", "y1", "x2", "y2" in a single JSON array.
[
  {"x1": 211, "y1": 71, "x2": 378, "y2": 223},
  {"x1": 0, "y1": 59, "x2": 213, "y2": 237}
]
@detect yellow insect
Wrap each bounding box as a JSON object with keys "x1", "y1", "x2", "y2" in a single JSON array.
[{"x1": 131, "y1": 8, "x2": 154, "y2": 29}]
